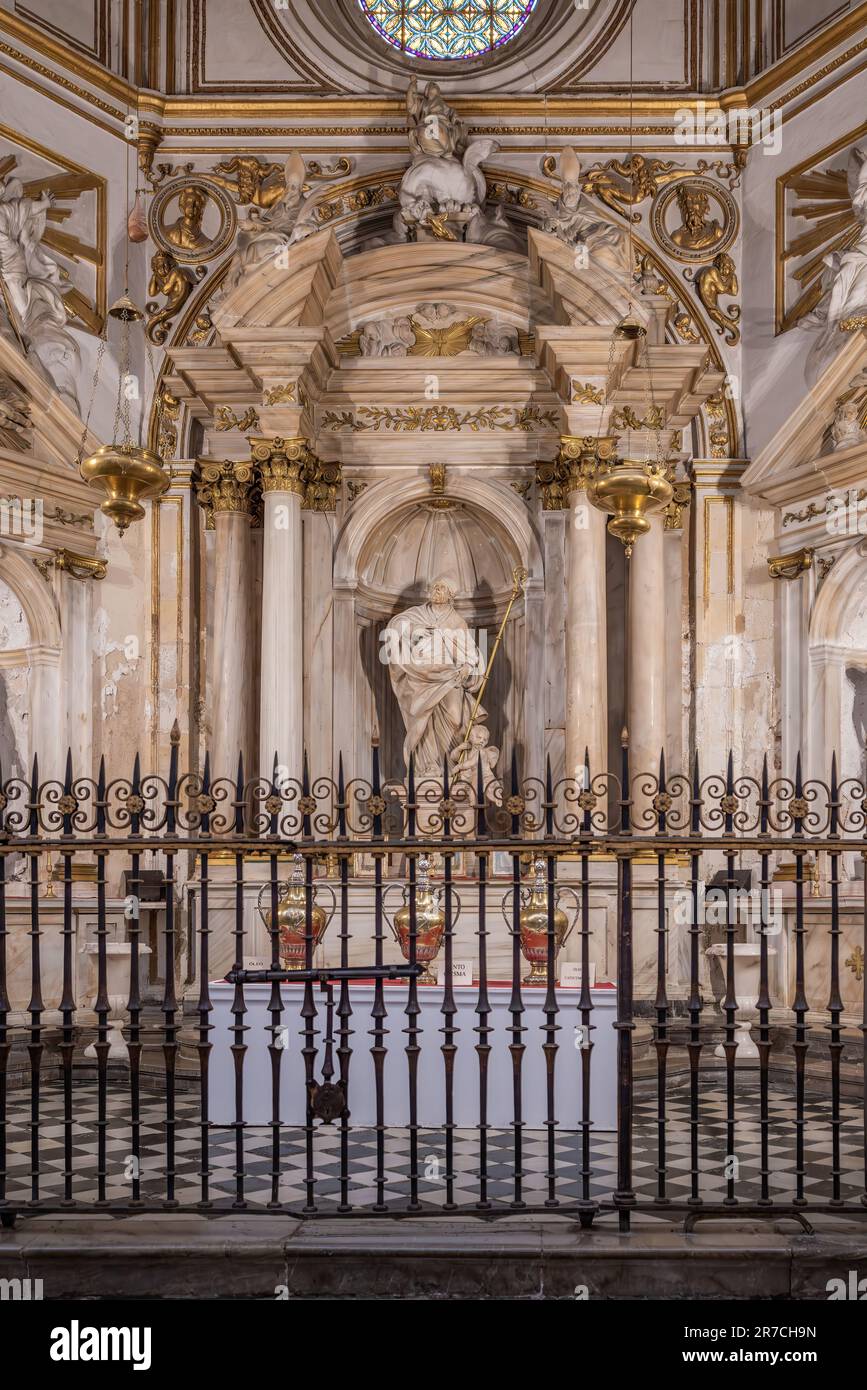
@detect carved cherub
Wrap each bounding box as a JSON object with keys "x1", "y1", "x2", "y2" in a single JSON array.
[
  {"x1": 694, "y1": 252, "x2": 741, "y2": 344},
  {"x1": 209, "y1": 155, "x2": 285, "y2": 208},
  {"x1": 831, "y1": 397, "x2": 865, "y2": 451},
  {"x1": 146, "y1": 250, "x2": 196, "y2": 344},
  {"x1": 449, "y1": 724, "x2": 502, "y2": 804}
]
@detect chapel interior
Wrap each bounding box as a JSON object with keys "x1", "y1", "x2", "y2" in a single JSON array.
[{"x1": 1, "y1": 0, "x2": 867, "y2": 1247}]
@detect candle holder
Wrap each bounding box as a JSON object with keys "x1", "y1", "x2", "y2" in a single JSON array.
[
  {"x1": 384, "y1": 856, "x2": 460, "y2": 985},
  {"x1": 256, "y1": 853, "x2": 336, "y2": 969},
  {"x1": 502, "y1": 859, "x2": 579, "y2": 984}
]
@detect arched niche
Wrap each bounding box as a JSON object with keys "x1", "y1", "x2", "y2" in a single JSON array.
[
  {"x1": 333, "y1": 474, "x2": 544, "y2": 781},
  {"x1": 0, "y1": 547, "x2": 62, "y2": 780},
  {"x1": 809, "y1": 545, "x2": 867, "y2": 785}
]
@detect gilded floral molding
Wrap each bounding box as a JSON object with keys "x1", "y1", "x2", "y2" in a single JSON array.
[{"x1": 320, "y1": 405, "x2": 560, "y2": 433}]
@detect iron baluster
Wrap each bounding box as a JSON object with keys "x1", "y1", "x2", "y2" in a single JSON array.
[
  {"x1": 474, "y1": 756, "x2": 491, "y2": 1212},
  {"x1": 27, "y1": 754, "x2": 42, "y2": 1206},
  {"x1": 92, "y1": 757, "x2": 109, "y2": 1207},
  {"x1": 827, "y1": 753, "x2": 843, "y2": 1207},
  {"x1": 687, "y1": 751, "x2": 703, "y2": 1209},
  {"x1": 405, "y1": 757, "x2": 421, "y2": 1212},
  {"x1": 792, "y1": 753, "x2": 808, "y2": 1208},
  {"x1": 441, "y1": 757, "x2": 458, "y2": 1212},
  {"x1": 578, "y1": 747, "x2": 596, "y2": 1229},
  {"x1": 230, "y1": 752, "x2": 247, "y2": 1211},
  {"x1": 335, "y1": 755, "x2": 353, "y2": 1214},
  {"x1": 196, "y1": 752, "x2": 213, "y2": 1210},
  {"x1": 126, "y1": 755, "x2": 143, "y2": 1207},
  {"x1": 757, "y1": 755, "x2": 772, "y2": 1207}
]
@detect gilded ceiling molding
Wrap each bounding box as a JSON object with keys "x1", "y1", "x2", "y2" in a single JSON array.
[
  {"x1": 3, "y1": 1, "x2": 867, "y2": 134},
  {"x1": 220, "y1": 0, "x2": 638, "y2": 98},
  {"x1": 0, "y1": 9, "x2": 133, "y2": 106}
]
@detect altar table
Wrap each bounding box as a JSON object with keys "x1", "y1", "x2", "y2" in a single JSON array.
[{"x1": 209, "y1": 980, "x2": 617, "y2": 1130}]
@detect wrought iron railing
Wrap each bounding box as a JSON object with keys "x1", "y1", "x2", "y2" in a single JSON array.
[{"x1": 0, "y1": 739, "x2": 864, "y2": 1229}]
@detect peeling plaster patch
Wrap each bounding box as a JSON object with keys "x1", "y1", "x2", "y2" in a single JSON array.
[
  {"x1": 0, "y1": 577, "x2": 30, "y2": 650},
  {"x1": 93, "y1": 606, "x2": 142, "y2": 720}
]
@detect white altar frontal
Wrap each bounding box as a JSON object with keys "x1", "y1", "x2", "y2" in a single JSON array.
[{"x1": 209, "y1": 979, "x2": 617, "y2": 1131}]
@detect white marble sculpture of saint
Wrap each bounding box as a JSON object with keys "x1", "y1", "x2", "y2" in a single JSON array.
[
  {"x1": 0, "y1": 175, "x2": 80, "y2": 410},
  {"x1": 542, "y1": 148, "x2": 629, "y2": 275},
  {"x1": 384, "y1": 575, "x2": 487, "y2": 776},
  {"x1": 806, "y1": 146, "x2": 867, "y2": 381},
  {"x1": 226, "y1": 153, "x2": 319, "y2": 289},
  {"x1": 0, "y1": 178, "x2": 68, "y2": 336}
]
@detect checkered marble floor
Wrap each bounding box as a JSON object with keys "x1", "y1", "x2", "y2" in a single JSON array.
[{"x1": 2, "y1": 1077, "x2": 864, "y2": 1214}]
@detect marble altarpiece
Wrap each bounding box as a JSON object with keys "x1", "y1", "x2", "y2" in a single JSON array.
[{"x1": 0, "y1": 4, "x2": 865, "y2": 1029}]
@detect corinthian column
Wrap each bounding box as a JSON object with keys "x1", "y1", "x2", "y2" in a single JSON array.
[
  {"x1": 197, "y1": 461, "x2": 256, "y2": 781},
  {"x1": 559, "y1": 437, "x2": 608, "y2": 782},
  {"x1": 252, "y1": 437, "x2": 308, "y2": 786}
]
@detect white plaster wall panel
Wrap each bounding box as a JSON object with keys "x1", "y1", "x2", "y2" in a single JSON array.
[
  {"x1": 197, "y1": 0, "x2": 319, "y2": 88},
  {"x1": 581, "y1": 0, "x2": 693, "y2": 87},
  {"x1": 0, "y1": 661, "x2": 30, "y2": 777},
  {"x1": 240, "y1": 0, "x2": 633, "y2": 96},
  {"x1": 782, "y1": 0, "x2": 851, "y2": 51},
  {"x1": 9, "y1": 0, "x2": 108, "y2": 60}
]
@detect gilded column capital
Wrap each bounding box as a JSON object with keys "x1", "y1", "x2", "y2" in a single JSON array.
[
  {"x1": 195, "y1": 459, "x2": 257, "y2": 528},
  {"x1": 251, "y1": 436, "x2": 309, "y2": 497},
  {"x1": 250, "y1": 436, "x2": 341, "y2": 511},
  {"x1": 537, "y1": 435, "x2": 620, "y2": 509}
]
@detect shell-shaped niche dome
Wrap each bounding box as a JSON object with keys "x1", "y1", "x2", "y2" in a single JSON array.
[{"x1": 357, "y1": 500, "x2": 520, "y2": 617}]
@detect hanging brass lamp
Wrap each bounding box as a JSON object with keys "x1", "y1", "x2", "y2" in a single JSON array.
[
  {"x1": 80, "y1": 442, "x2": 171, "y2": 536},
  {"x1": 78, "y1": 294, "x2": 171, "y2": 535},
  {"x1": 586, "y1": 455, "x2": 673, "y2": 558}
]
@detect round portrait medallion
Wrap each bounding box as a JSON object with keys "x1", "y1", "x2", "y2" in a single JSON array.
[
  {"x1": 148, "y1": 176, "x2": 236, "y2": 264},
  {"x1": 650, "y1": 178, "x2": 739, "y2": 264}
]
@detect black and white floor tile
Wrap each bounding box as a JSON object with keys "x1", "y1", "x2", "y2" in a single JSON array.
[{"x1": 2, "y1": 1078, "x2": 864, "y2": 1215}]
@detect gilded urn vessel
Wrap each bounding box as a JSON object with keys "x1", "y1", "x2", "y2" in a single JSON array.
[
  {"x1": 389, "y1": 855, "x2": 447, "y2": 985},
  {"x1": 503, "y1": 859, "x2": 576, "y2": 984},
  {"x1": 256, "y1": 853, "x2": 334, "y2": 968}
]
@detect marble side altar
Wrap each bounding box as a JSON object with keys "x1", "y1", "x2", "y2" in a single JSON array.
[{"x1": 209, "y1": 979, "x2": 617, "y2": 1129}]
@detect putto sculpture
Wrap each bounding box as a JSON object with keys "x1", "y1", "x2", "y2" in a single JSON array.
[{"x1": 379, "y1": 78, "x2": 521, "y2": 249}]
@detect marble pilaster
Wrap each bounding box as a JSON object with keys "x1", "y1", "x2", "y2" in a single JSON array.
[
  {"x1": 253, "y1": 438, "x2": 307, "y2": 785},
  {"x1": 196, "y1": 461, "x2": 257, "y2": 781},
  {"x1": 561, "y1": 438, "x2": 608, "y2": 782},
  {"x1": 628, "y1": 513, "x2": 667, "y2": 794},
  {"x1": 58, "y1": 568, "x2": 94, "y2": 779}
]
